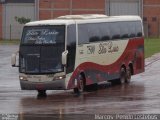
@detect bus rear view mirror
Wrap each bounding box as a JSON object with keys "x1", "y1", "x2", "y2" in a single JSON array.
[
  {"x1": 62, "y1": 50, "x2": 68, "y2": 66},
  {"x1": 11, "y1": 51, "x2": 19, "y2": 67}
]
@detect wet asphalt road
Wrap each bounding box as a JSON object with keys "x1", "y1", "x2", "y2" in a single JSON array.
[{"x1": 0, "y1": 45, "x2": 160, "y2": 119}]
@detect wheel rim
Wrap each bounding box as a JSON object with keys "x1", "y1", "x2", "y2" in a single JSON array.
[
  {"x1": 73, "y1": 75, "x2": 85, "y2": 94},
  {"x1": 79, "y1": 79, "x2": 84, "y2": 92},
  {"x1": 120, "y1": 75, "x2": 125, "y2": 84},
  {"x1": 126, "y1": 69, "x2": 131, "y2": 83}
]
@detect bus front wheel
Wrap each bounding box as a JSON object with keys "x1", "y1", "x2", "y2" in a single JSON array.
[
  {"x1": 37, "y1": 90, "x2": 47, "y2": 97},
  {"x1": 74, "y1": 75, "x2": 86, "y2": 94}
]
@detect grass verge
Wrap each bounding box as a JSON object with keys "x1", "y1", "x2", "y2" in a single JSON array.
[
  {"x1": 145, "y1": 38, "x2": 160, "y2": 58},
  {"x1": 0, "y1": 39, "x2": 20, "y2": 45}
]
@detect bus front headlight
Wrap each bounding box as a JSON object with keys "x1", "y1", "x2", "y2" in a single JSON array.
[
  {"x1": 53, "y1": 75, "x2": 65, "y2": 80},
  {"x1": 19, "y1": 76, "x2": 27, "y2": 81}
]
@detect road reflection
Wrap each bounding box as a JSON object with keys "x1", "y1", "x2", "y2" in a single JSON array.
[{"x1": 19, "y1": 82, "x2": 145, "y2": 119}]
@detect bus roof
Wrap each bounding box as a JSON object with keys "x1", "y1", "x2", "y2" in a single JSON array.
[{"x1": 25, "y1": 14, "x2": 142, "y2": 26}]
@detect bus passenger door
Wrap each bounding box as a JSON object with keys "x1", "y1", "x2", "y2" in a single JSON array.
[{"x1": 66, "y1": 24, "x2": 76, "y2": 74}]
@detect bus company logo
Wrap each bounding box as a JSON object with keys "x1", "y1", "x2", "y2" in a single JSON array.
[
  {"x1": 25, "y1": 29, "x2": 59, "y2": 44},
  {"x1": 108, "y1": 45, "x2": 119, "y2": 53},
  {"x1": 99, "y1": 43, "x2": 107, "y2": 54},
  {"x1": 87, "y1": 45, "x2": 95, "y2": 54},
  {"x1": 98, "y1": 42, "x2": 119, "y2": 54},
  {"x1": 79, "y1": 50, "x2": 84, "y2": 55}
]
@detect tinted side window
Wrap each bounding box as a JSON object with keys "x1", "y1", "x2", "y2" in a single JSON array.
[
  {"x1": 110, "y1": 22, "x2": 121, "y2": 40},
  {"x1": 135, "y1": 21, "x2": 143, "y2": 37},
  {"x1": 128, "y1": 21, "x2": 136, "y2": 38},
  {"x1": 67, "y1": 24, "x2": 76, "y2": 45},
  {"x1": 78, "y1": 24, "x2": 89, "y2": 44},
  {"x1": 100, "y1": 23, "x2": 111, "y2": 41},
  {"x1": 120, "y1": 22, "x2": 129, "y2": 39},
  {"x1": 88, "y1": 23, "x2": 101, "y2": 42},
  {"x1": 78, "y1": 23, "x2": 102, "y2": 44}
]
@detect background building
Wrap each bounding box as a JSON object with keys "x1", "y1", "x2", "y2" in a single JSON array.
[
  {"x1": 0, "y1": 0, "x2": 36, "y2": 39},
  {"x1": 37, "y1": 0, "x2": 142, "y2": 20},
  {"x1": 143, "y1": 0, "x2": 160, "y2": 37},
  {"x1": 38, "y1": 0, "x2": 105, "y2": 19},
  {"x1": 0, "y1": 0, "x2": 159, "y2": 39}
]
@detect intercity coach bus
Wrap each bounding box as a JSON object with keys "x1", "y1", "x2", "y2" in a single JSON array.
[{"x1": 11, "y1": 14, "x2": 144, "y2": 96}]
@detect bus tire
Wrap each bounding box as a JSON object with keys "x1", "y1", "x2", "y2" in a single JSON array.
[
  {"x1": 109, "y1": 79, "x2": 119, "y2": 85},
  {"x1": 91, "y1": 83, "x2": 98, "y2": 91},
  {"x1": 37, "y1": 90, "x2": 47, "y2": 97},
  {"x1": 85, "y1": 83, "x2": 98, "y2": 92},
  {"x1": 119, "y1": 67, "x2": 126, "y2": 84},
  {"x1": 125, "y1": 68, "x2": 131, "y2": 83},
  {"x1": 74, "y1": 74, "x2": 85, "y2": 94}
]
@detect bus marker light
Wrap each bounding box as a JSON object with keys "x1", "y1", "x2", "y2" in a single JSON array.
[
  {"x1": 19, "y1": 76, "x2": 27, "y2": 81},
  {"x1": 54, "y1": 75, "x2": 65, "y2": 80}
]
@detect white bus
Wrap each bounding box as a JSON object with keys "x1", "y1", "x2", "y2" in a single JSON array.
[{"x1": 11, "y1": 14, "x2": 144, "y2": 96}]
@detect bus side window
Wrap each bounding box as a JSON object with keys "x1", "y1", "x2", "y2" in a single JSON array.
[
  {"x1": 101, "y1": 36, "x2": 110, "y2": 41},
  {"x1": 120, "y1": 22, "x2": 129, "y2": 39},
  {"x1": 135, "y1": 21, "x2": 143, "y2": 37},
  {"x1": 78, "y1": 24, "x2": 90, "y2": 44},
  {"x1": 89, "y1": 36, "x2": 100, "y2": 42},
  {"x1": 100, "y1": 23, "x2": 111, "y2": 41},
  {"x1": 137, "y1": 32, "x2": 142, "y2": 37},
  {"x1": 130, "y1": 34, "x2": 136, "y2": 38},
  {"x1": 88, "y1": 23, "x2": 101, "y2": 43},
  {"x1": 110, "y1": 22, "x2": 120, "y2": 40},
  {"x1": 121, "y1": 34, "x2": 129, "y2": 39},
  {"x1": 128, "y1": 21, "x2": 136, "y2": 38},
  {"x1": 112, "y1": 35, "x2": 120, "y2": 39}
]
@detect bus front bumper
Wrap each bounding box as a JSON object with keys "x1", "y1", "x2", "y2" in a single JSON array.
[{"x1": 20, "y1": 79, "x2": 66, "y2": 90}]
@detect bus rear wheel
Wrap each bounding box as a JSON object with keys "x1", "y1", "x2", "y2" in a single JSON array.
[
  {"x1": 125, "y1": 68, "x2": 131, "y2": 83},
  {"x1": 119, "y1": 67, "x2": 126, "y2": 84}
]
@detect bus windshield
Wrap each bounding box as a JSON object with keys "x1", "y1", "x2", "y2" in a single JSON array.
[
  {"x1": 20, "y1": 25, "x2": 65, "y2": 74},
  {"x1": 22, "y1": 26, "x2": 65, "y2": 44}
]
